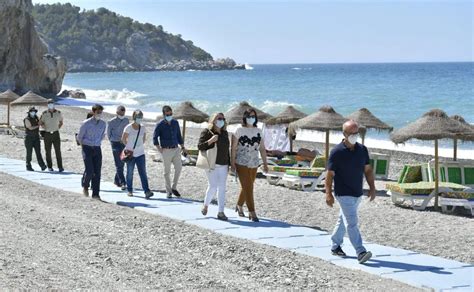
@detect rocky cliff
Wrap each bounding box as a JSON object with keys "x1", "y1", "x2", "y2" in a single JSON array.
[{"x1": 0, "y1": 0, "x2": 66, "y2": 95}]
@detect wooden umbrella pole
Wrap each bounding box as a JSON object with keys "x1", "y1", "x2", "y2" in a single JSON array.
[
  {"x1": 182, "y1": 120, "x2": 186, "y2": 143},
  {"x1": 290, "y1": 137, "x2": 293, "y2": 153},
  {"x1": 325, "y1": 130, "x2": 329, "y2": 169},
  {"x1": 453, "y1": 138, "x2": 457, "y2": 161},
  {"x1": 434, "y1": 139, "x2": 439, "y2": 209},
  {"x1": 7, "y1": 103, "x2": 10, "y2": 126},
  {"x1": 361, "y1": 133, "x2": 365, "y2": 145}
]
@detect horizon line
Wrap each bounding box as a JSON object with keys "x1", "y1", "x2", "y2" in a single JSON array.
[{"x1": 243, "y1": 60, "x2": 474, "y2": 65}]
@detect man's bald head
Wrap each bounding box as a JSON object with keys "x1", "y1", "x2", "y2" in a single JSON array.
[{"x1": 343, "y1": 120, "x2": 359, "y2": 136}]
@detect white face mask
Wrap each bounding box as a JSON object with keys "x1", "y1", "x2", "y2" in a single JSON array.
[
  {"x1": 347, "y1": 134, "x2": 359, "y2": 145},
  {"x1": 165, "y1": 115, "x2": 173, "y2": 122},
  {"x1": 95, "y1": 114, "x2": 102, "y2": 120},
  {"x1": 246, "y1": 117, "x2": 256, "y2": 125},
  {"x1": 135, "y1": 118, "x2": 143, "y2": 124},
  {"x1": 118, "y1": 114, "x2": 125, "y2": 120},
  {"x1": 48, "y1": 104, "x2": 54, "y2": 110},
  {"x1": 215, "y1": 120, "x2": 225, "y2": 129},
  {"x1": 29, "y1": 112, "x2": 36, "y2": 118}
]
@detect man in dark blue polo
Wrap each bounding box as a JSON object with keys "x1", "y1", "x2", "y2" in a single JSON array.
[
  {"x1": 325, "y1": 120, "x2": 376, "y2": 264},
  {"x1": 153, "y1": 105, "x2": 187, "y2": 198}
]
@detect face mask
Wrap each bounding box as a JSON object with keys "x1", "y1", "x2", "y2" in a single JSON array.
[
  {"x1": 165, "y1": 115, "x2": 173, "y2": 122},
  {"x1": 47, "y1": 104, "x2": 54, "y2": 110},
  {"x1": 118, "y1": 114, "x2": 125, "y2": 120},
  {"x1": 29, "y1": 112, "x2": 36, "y2": 118},
  {"x1": 347, "y1": 134, "x2": 359, "y2": 145},
  {"x1": 215, "y1": 120, "x2": 225, "y2": 129},
  {"x1": 135, "y1": 118, "x2": 143, "y2": 124},
  {"x1": 95, "y1": 114, "x2": 102, "y2": 120},
  {"x1": 246, "y1": 117, "x2": 256, "y2": 125}
]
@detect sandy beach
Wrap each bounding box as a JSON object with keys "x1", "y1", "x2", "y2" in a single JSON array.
[{"x1": 1, "y1": 105, "x2": 472, "y2": 289}]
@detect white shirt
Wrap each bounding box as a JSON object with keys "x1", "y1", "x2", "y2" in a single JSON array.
[
  {"x1": 234, "y1": 126, "x2": 262, "y2": 168},
  {"x1": 124, "y1": 123, "x2": 146, "y2": 157}
]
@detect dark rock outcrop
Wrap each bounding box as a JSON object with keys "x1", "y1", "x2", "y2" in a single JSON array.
[{"x1": 0, "y1": 0, "x2": 66, "y2": 95}]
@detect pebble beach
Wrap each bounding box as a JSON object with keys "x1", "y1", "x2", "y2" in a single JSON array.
[{"x1": 1, "y1": 105, "x2": 472, "y2": 290}]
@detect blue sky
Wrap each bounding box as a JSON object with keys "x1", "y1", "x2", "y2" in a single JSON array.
[{"x1": 33, "y1": 0, "x2": 473, "y2": 64}]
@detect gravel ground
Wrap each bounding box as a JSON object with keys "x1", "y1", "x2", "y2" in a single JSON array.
[
  {"x1": 0, "y1": 105, "x2": 472, "y2": 288},
  {"x1": 0, "y1": 172, "x2": 418, "y2": 290}
]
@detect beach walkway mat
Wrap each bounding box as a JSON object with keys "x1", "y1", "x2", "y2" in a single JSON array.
[{"x1": 1, "y1": 156, "x2": 472, "y2": 291}]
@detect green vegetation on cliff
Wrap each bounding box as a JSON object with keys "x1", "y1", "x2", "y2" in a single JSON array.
[{"x1": 32, "y1": 3, "x2": 214, "y2": 71}]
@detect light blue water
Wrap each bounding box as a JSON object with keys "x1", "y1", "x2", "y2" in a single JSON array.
[{"x1": 62, "y1": 62, "x2": 474, "y2": 150}]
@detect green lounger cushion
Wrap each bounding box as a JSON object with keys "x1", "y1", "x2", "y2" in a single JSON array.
[
  {"x1": 447, "y1": 167, "x2": 462, "y2": 184},
  {"x1": 285, "y1": 168, "x2": 324, "y2": 178},
  {"x1": 375, "y1": 159, "x2": 388, "y2": 175},
  {"x1": 186, "y1": 149, "x2": 199, "y2": 156},
  {"x1": 310, "y1": 156, "x2": 326, "y2": 168},
  {"x1": 440, "y1": 191, "x2": 474, "y2": 200},
  {"x1": 268, "y1": 165, "x2": 306, "y2": 173},
  {"x1": 465, "y1": 167, "x2": 474, "y2": 185},
  {"x1": 398, "y1": 164, "x2": 422, "y2": 183},
  {"x1": 274, "y1": 158, "x2": 298, "y2": 166},
  {"x1": 398, "y1": 165, "x2": 409, "y2": 183},
  {"x1": 386, "y1": 181, "x2": 466, "y2": 195}
]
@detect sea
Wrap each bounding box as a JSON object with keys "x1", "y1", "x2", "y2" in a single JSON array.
[{"x1": 60, "y1": 62, "x2": 474, "y2": 159}]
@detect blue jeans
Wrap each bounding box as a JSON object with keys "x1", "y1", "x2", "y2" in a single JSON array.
[
  {"x1": 126, "y1": 154, "x2": 150, "y2": 193},
  {"x1": 111, "y1": 141, "x2": 126, "y2": 186},
  {"x1": 81, "y1": 145, "x2": 102, "y2": 196},
  {"x1": 331, "y1": 196, "x2": 366, "y2": 255}
]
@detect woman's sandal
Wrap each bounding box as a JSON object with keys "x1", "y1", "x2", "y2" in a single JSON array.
[{"x1": 235, "y1": 205, "x2": 245, "y2": 217}]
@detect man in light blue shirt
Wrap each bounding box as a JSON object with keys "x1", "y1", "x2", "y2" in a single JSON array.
[
  {"x1": 77, "y1": 104, "x2": 106, "y2": 200},
  {"x1": 107, "y1": 105, "x2": 129, "y2": 189}
]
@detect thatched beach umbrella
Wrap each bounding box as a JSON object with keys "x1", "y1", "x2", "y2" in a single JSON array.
[
  {"x1": 173, "y1": 101, "x2": 209, "y2": 142},
  {"x1": 346, "y1": 108, "x2": 393, "y2": 144},
  {"x1": 265, "y1": 105, "x2": 308, "y2": 152},
  {"x1": 390, "y1": 109, "x2": 472, "y2": 208},
  {"x1": 289, "y1": 105, "x2": 347, "y2": 167},
  {"x1": 225, "y1": 101, "x2": 273, "y2": 125},
  {"x1": 10, "y1": 91, "x2": 49, "y2": 106},
  {"x1": 0, "y1": 90, "x2": 20, "y2": 126},
  {"x1": 450, "y1": 115, "x2": 474, "y2": 161}
]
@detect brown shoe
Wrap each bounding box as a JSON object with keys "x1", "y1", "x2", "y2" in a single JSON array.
[
  {"x1": 127, "y1": 192, "x2": 133, "y2": 197},
  {"x1": 83, "y1": 187, "x2": 89, "y2": 197},
  {"x1": 201, "y1": 205, "x2": 208, "y2": 216}
]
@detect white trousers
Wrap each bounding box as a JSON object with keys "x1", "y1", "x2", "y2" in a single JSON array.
[{"x1": 204, "y1": 164, "x2": 228, "y2": 212}]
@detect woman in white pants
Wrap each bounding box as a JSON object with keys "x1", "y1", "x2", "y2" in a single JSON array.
[{"x1": 198, "y1": 112, "x2": 230, "y2": 220}]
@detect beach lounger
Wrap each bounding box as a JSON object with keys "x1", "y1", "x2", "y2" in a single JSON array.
[
  {"x1": 369, "y1": 152, "x2": 390, "y2": 180},
  {"x1": 386, "y1": 181, "x2": 466, "y2": 211},
  {"x1": 281, "y1": 168, "x2": 326, "y2": 192},
  {"x1": 263, "y1": 165, "x2": 308, "y2": 185},
  {"x1": 439, "y1": 189, "x2": 474, "y2": 216},
  {"x1": 424, "y1": 160, "x2": 474, "y2": 187}
]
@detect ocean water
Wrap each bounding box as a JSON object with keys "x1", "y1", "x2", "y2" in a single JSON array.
[{"x1": 61, "y1": 62, "x2": 474, "y2": 158}]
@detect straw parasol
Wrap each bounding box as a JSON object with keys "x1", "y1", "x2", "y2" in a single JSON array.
[
  {"x1": 390, "y1": 109, "x2": 473, "y2": 208},
  {"x1": 0, "y1": 90, "x2": 20, "y2": 126},
  {"x1": 346, "y1": 108, "x2": 393, "y2": 144},
  {"x1": 265, "y1": 106, "x2": 308, "y2": 152},
  {"x1": 10, "y1": 91, "x2": 49, "y2": 106},
  {"x1": 172, "y1": 101, "x2": 209, "y2": 142},
  {"x1": 289, "y1": 105, "x2": 347, "y2": 167},
  {"x1": 450, "y1": 115, "x2": 474, "y2": 161},
  {"x1": 224, "y1": 101, "x2": 273, "y2": 125}
]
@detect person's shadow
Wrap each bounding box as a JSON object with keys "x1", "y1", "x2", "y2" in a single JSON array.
[{"x1": 348, "y1": 257, "x2": 454, "y2": 274}]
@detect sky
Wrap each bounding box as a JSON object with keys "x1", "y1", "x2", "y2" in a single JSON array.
[{"x1": 33, "y1": 0, "x2": 473, "y2": 64}]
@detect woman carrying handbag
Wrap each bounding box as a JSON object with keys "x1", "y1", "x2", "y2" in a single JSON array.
[
  {"x1": 122, "y1": 110, "x2": 154, "y2": 199},
  {"x1": 197, "y1": 112, "x2": 230, "y2": 221}
]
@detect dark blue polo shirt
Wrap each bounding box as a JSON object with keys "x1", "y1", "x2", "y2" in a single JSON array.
[
  {"x1": 327, "y1": 141, "x2": 370, "y2": 197},
  {"x1": 152, "y1": 119, "x2": 184, "y2": 147}
]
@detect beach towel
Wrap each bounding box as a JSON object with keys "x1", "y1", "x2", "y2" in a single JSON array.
[{"x1": 263, "y1": 124, "x2": 290, "y2": 152}]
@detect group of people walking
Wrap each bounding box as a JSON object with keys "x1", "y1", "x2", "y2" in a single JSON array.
[{"x1": 23, "y1": 101, "x2": 375, "y2": 264}]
